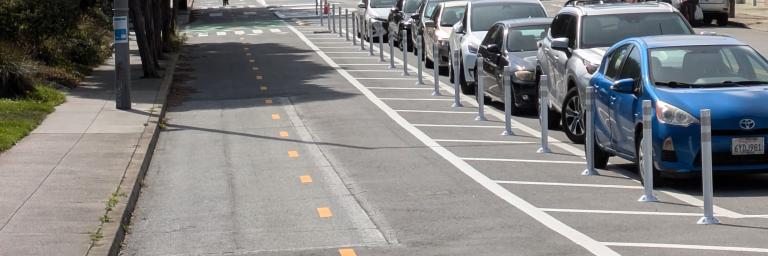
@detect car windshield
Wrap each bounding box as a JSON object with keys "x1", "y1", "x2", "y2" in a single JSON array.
[
  {"x1": 371, "y1": 0, "x2": 396, "y2": 8},
  {"x1": 650, "y1": 45, "x2": 768, "y2": 87},
  {"x1": 440, "y1": 6, "x2": 465, "y2": 26},
  {"x1": 424, "y1": 0, "x2": 444, "y2": 18},
  {"x1": 581, "y1": 13, "x2": 691, "y2": 49},
  {"x1": 507, "y1": 25, "x2": 549, "y2": 52},
  {"x1": 404, "y1": 0, "x2": 421, "y2": 13},
  {"x1": 470, "y1": 3, "x2": 546, "y2": 31}
]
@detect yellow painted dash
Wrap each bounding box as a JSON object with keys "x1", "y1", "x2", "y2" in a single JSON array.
[
  {"x1": 279, "y1": 131, "x2": 289, "y2": 137},
  {"x1": 338, "y1": 248, "x2": 357, "y2": 256},
  {"x1": 288, "y1": 150, "x2": 299, "y2": 158},
  {"x1": 299, "y1": 175, "x2": 313, "y2": 183},
  {"x1": 271, "y1": 114, "x2": 281, "y2": 120},
  {"x1": 265, "y1": 98, "x2": 273, "y2": 104},
  {"x1": 317, "y1": 207, "x2": 333, "y2": 218}
]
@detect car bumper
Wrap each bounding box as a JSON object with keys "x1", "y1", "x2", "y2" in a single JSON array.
[
  {"x1": 700, "y1": 3, "x2": 729, "y2": 13},
  {"x1": 653, "y1": 125, "x2": 768, "y2": 174},
  {"x1": 511, "y1": 80, "x2": 538, "y2": 108}
]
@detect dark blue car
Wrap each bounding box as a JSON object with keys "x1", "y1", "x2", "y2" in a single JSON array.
[{"x1": 589, "y1": 35, "x2": 768, "y2": 183}]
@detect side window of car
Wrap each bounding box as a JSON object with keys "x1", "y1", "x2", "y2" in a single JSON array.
[
  {"x1": 550, "y1": 14, "x2": 566, "y2": 38},
  {"x1": 605, "y1": 45, "x2": 631, "y2": 80},
  {"x1": 482, "y1": 25, "x2": 500, "y2": 45},
  {"x1": 618, "y1": 46, "x2": 642, "y2": 82},
  {"x1": 565, "y1": 15, "x2": 577, "y2": 48}
]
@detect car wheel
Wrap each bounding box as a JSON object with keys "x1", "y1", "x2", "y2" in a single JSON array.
[
  {"x1": 460, "y1": 62, "x2": 474, "y2": 95},
  {"x1": 637, "y1": 136, "x2": 666, "y2": 188},
  {"x1": 425, "y1": 52, "x2": 434, "y2": 69},
  {"x1": 717, "y1": 13, "x2": 729, "y2": 27},
  {"x1": 562, "y1": 87, "x2": 586, "y2": 144}
]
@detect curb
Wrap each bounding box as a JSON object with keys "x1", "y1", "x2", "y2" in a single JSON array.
[{"x1": 86, "y1": 51, "x2": 180, "y2": 256}]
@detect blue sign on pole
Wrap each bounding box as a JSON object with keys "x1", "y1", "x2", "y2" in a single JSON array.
[{"x1": 114, "y1": 16, "x2": 128, "y2": 44}]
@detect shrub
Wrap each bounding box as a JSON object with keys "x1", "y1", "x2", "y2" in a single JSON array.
[{"x1": 0, "y1": 44, "x2": 36, "y2": 98}]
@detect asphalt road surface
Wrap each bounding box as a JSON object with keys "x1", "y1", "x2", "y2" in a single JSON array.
[{"x1": 121, "y1": 0, "x2": 768, "y2": 255}]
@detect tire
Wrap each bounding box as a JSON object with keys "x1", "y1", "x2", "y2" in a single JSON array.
[
  {"x1": 548, "y1": 108, "x2": 561, "y2": 129},
  {"x1": 637, "y1": 136, "x2": 666, "y2": 188},
  {"x1": 590, "y1": 135, "x2": 610, "y2": 169},
  {"x1": 460, "y1": 62, "x2": 474, "y2": 95},
  {"x1": 703, "y1": 17, "x2": 713, "y2": 26},
  {"x1": 426, "y1": 55, "x2": 434, "y2": 69},
  {"x1": 561, "y1": 86, "x2": 586, "y2": 144},
  {"x1": 717, "y1": 13, "x2": 729, "y2": 27}
]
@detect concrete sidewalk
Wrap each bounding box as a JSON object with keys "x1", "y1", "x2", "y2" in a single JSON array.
[
  {"x1": 0, "y1": 38, "x2": 174, "y2": 255},
  {"x1": 734, "y1": 2, "x2": 768, "y2": 31}
]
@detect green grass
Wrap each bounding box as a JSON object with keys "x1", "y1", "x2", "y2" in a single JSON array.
[{"x1": 0, "y1": 84, "x2": 65, "y2": 152}]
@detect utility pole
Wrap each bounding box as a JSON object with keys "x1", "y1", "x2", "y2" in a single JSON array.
[{"x1": 114, "y1": 0, "x2": 131, "y2": 110}]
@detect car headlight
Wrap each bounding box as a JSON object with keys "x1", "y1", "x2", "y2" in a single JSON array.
[
  {"x1": 656, "y1": 101, "x2": 699, "y2": 127},
  {"x1": 468, "y1": 44, "x2": 478, "y2": 54},
  {"x1": 513, "y1": 70, "x2": 535, "y2": 82},
  {"x1": 582, "y1": 58, "x2": 599, "y2": 75}
]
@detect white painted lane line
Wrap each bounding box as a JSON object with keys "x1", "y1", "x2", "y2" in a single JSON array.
[
  {"x1": 602, "y1": 242, "x2": 768, "y2": 253},
  {"x1": 252, "y1": 29, "x2": 263, "y2": 34},
  {"x1": 319, "y1": 46, "x2": 358, "y2": 49},
  {"x1": 312, "y1": 42, "x2": 349, "y2": 44},
  {"x1": 235, "y1": 31, "x2": 245, "y2": 35},
  {"x1": 216, "y1": 31, "x2": 227, "y2": 36},
  {"x1": 356, "y1": 78, "x2": 416, "y2": 80},
  {"x1": 323, "y1": 52, "x2": 369, "y2": 54},
  {"x1": 270, "y1": 28, "x2": 283, "y2": 33},
  {"x1": 436, "y1": 139, "x2": 535, "y2": 144},
  {"x1": 198, "y1": 33, "x2": 208, "y2": 37},
  {"x1": 494, "y1": 180, "x2": 642, "y2": 189},
  {"x1": 414, "y1": 124, "x2": 508, "y2": 128},
  {"x1": 380, "y1": 98, "x2": 454, "y2": 101},
  {"x1": 288, "y1": 23, "x2": 620, "y2": 256},
  {"x1": 332, "y1": 57, "x2": 376, "y2": 59},
  {"x1": 368, "y1": 87, "x2": 432, "y2": 90},
  {"x1": 210, "y1": 12, "x2": 223, "y2": 17},
  {"x1": 541, "y1": 208, "x2": 705, "y2": 217},
  {"x1": 337, "y1": 63, "x2": 388, "y2": 66},
  {"x1": 462, "y1": 158, "x2": 584, "y2": 165},
  {"x1": 396, "y1": 110, "x2": 477, "y2": 114},
  {"x1": 345, "y1": 70, "x2": 401, "y2": 72}
]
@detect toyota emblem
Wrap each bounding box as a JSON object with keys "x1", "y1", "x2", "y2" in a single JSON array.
[{"x1": 740, "y1": 118, "x2": 756, "y2": 130}]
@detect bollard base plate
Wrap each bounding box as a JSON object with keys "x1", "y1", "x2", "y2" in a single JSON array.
[
  {"x1": 402, "y1": 72, "x2": 410, "y2": 76},
  {"x1": 451, "y1": 103, "x2": 463, "y2": 108},
  {"x1": 432, "y1": 91, "x2": 441, "y2": 96},
  {"x1": 637, "y1": 194, "x2": 658, "y2": 202},
  {"x1": 697, "y1": 216, "x2": 720, "y2": 225},
  {"x1": 416, "y1": 81, "x2": 426, "y2": 86},
  {"x1": 537, "y1": 147, "x2": 551, "y2": 154},
  {"x1": 581, "y1": 168, "x2": 598, "y2": 176},
  {"x1": 475, "y1": 116, "x2": 487, "y2": 121},
  {"x1": 501, "y1": 130, "x2": 513, "y2": 136}
]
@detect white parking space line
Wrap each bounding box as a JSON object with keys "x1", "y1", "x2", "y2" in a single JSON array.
[
  {"x1": 198, "y1": 33, "x2": 209, "y2": 37},
  {"x1": 413, "y1": 124, "x2": 507, "y2": 128},
  {"x1": 602, "y1": 242, "x2": 768, "y2": 253},
  {"x1": 288, "y1": 24, "x2": 621, "y2": 256},
  {"x1": 337, "y1": 63, "x2": 389, "y2": 66},
  {"x1": 252, "y1": 29, "x2": 263, "y2": 34},
  {"x1": 319, "y1": 46, "x2": 359, "y2": 49},
  {"x1": 216, "y1": 31, "x2": 227, "y2": 36},
  {"x1": 462, "y1": 158, "x2": 584, "y2": 165},
  {"x1": 356, "y1": 77, "x2": 417, "y2": 80},
  {"x1": 270, "y1": 28, "x2": 283, "y2": 33},
  {"x1": 312, "y1": 42, "x2": 349, "y2": 44},
  {"x1": 655, "y1": 187, "x2": 743, "y2": 218},
  {"x1": 345, "y1": 70, "x2": 402, "y2": 72},
  {"x1": 234, "y1": 31, "x2": 245, "y2": 35},
  {"x1": 395, "y1": 110, "x2": 477, "y2": 114},
  {"x1": 493, "y1": 180, "x2": 642, "y2": 189},
  {"x1": 379, "y1": 98, "x2": 454, "y2": 101},
  {"x1": 332, "y1": 57, "x2": 377, "y2": 59},
  {"x1": 541, "y1": 208, "x2": 705, "y2": 217},
  {"x1": 436, "y1": 139, "x2": 535, "y2": 144},
  {"x1": 323, "y1": 52, "x2": 370, "y2": 54},
  {"x1": 368, "y1": 87, "x2": 433, "y2": 90}
]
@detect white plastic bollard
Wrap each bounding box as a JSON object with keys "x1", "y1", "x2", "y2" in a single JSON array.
[
  {"x1": 327, "y1": 5, "x2": 332, "y2": 31},
  {"x1": 345, "y1": 9, "x2": 350, "y2": 41},
  {"x1": 389, "y1": 33, "x2": 396, "y2": 68},
  {"x1": 475, "y1": 56, "x2": 487, "y2": 121},
  {"x1": 379, "y1": 25, "x2": 385, "y2": 62},
  {"x1": 502, "y1": 66, "x2": 513, "y2": 136},
  {"x1": 432, "y1": 42, "x2": 441, "y2": 96},
  {"x1": 402, "y1": 29, "x2": 410, "y2": 76},
  {"x1": 338, "y1": 6, "x2": 343, "y2": 37},
  {"x1": 416, "y1": 35, "x2": 425, "y2": 85},
  {"x1": 320, "y1": 4, "x2": 324, "y2": 26},
  {"x1": 331, "y1": 4, "x2": 336, "y2": 33},
  {"x1": 697, "y1": 109, "x2": 720, "y2": 225},
  {"x1": 451, "y1": 49, "x2": 462, "y2": 108},
  {"x1": 582, "y1": 86, "x2": 598, "y2": 176},
  {"x1": 352, "y1": 14, "x2": 357, "y2": 46},
  {"x1": 638, "y1": 100, "x2": 658, "y2": 202},
  {"x1": 537, "y1": 75, "x2": 551, "y2": 153},
  {"x1": 368, "y1": 21, "x2": 374, "y2": 55}
]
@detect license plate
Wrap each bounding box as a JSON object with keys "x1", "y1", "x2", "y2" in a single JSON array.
[{"x1": 732, "y1": 137, "x2": 765, "y2": 156}]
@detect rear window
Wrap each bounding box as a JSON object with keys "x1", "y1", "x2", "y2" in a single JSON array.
[
  {"x1": 371, "y1": 0, "x2": 396, "y2": 8},
  {"x1": 506, "y1": 25, "x2": 549, "y2": 52},
  {"x1": 580, "y1": 12, "x2": 691, "y2": 49},
  {"x1": 470, "y1": 3, "x2": 546, "y2": 32}
]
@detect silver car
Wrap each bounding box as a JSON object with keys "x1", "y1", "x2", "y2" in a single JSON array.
[{"x1": 357, "y1": 0, "x2": 398, "y2": 41}]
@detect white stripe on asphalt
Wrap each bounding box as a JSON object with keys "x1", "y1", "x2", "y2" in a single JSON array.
[
  {"x1": 367, "y1": 87, "x2": 432, "y2": 90},
  {"x1": 270, "y1": 28, "x2": 283, "y2": 33},
  {"x1": 436, "y1": 139, "x2": 535, "y2": 144},
  {"x1": 396, "y1": 110, "x2": 477, "y2": 114},
  {"x1": 541, "y1": 208, "x2": 704, "y2": 217},
  {"x1": 252, "y1": 29, "x2": 263, "y2": 34},
  {"x1": 198, "y1": 33, "x2": 208, "y2": 37},
  {"x1": 319, "y1": 46, "x2": 358, "y2": 48},
  {"x1": 323, "y1": 52, "x2": 370, "y2": 54},
  {"x1": 602, "y1": 242, "x2": 768, "y2": 253},
  {"x1": 336, "y1": 63, "x2": 389, "y2": 66},
  {"x1": 413, "y1": 124, "x2": 508, "y2": 128},
  {"x1": 216, "y1": 31, "x2": 227, "y2": 36},
  {"x1": 356, "y1": 78, "x2": 416, "y2": 80},
  {"x1": 494, "y1": 180, "x2": 642, "y2": 189},
  {"x1": 287, "y1": 22, "x2": 621, "y2": 256},
  {"x1": 332, "y1": 57, "x2": 377, "y2": 59},
  {"x1": 345, "y1": 69, "x2": 401, "y2": 72},
  {"x1": 379, "y1": 98, "x2": 454, "y2": 101},
  {"x1": 462, "y1": 158, "x2": 584, "y2": 164},
  {"x1": 235, "y1": 31, "x2": 245, "y2": 35}
]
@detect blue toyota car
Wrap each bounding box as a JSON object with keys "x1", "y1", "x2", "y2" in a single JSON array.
[{"x1": 588, "y1": 35, "x2": 768, "y2": 183}]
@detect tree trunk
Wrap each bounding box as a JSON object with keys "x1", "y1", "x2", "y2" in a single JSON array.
[
  {"x1": 152, "y1": 0, "x2": 165, "y2": 61},
  {"x1": 129, "y1": 0, "x2": 160, "y2": 77},
  {"x1": 161, "y1": 0, "x2": 175, "y2": 52}
]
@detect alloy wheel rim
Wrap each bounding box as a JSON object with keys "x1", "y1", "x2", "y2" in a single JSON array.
[{"x1": 564, "y1": 95, "x2": 585, "y2": 137}]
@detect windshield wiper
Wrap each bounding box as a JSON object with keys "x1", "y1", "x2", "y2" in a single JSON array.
[
  {"x1": 655, "y1": 81, "x2": 692, "y2": 88},
  {"x1": 723, "y1": 80, "x2": 768, "y2": 86}
]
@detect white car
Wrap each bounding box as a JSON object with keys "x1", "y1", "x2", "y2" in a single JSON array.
[
  {"x1": 700, "y1": 0, "x2": 730, "y2": 26},
  {"x1": 448, "y1": 0, "x2": 547, "y2": 94},
  {"x1": 357, "y1": 0, "x2": 398, "y2": 41}
]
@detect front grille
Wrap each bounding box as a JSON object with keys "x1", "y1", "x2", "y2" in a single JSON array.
[{"x1": 693, "y1": 152, "x2": 768, "y2": 166}]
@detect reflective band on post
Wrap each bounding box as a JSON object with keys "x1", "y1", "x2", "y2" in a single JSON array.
[
  {"x1": 432, "y1": 42, "x2": 441, "y2": 96},
  {"x1": 537, "y1": 75, "x2": 551, "y2": 153},
  {"x1": 475, "y1": 57, "x2": 487, "y2": 121},
  {"x1": 638, "y1": 100, "x2": 658, "y2": 202},
  {"x1": 697, "y1": 109, "x2": 719, "y2": 225},
  {"x1": 451, "y1": 49, "x2": 462, "y2": 108},
  {"x1": 402, "y1": 29, "x2": 410, "y2": 76},
  {"x1": 582, "y1": 86, "x2": 598, "y2": 176},
  {"x1": 502, "y1": 66, "x2": 513, "y2": 136}
]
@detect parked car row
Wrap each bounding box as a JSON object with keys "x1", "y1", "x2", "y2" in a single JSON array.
[{"x1": 359, "y1": 0, "x2": 768, "y2": 180}]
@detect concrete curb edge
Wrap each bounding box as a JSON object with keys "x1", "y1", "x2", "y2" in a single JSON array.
[{"x1": 87, "y1": 51, "x2": 180, "y2": 256}]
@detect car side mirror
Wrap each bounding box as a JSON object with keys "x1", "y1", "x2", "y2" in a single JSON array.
[
  {"x1": 483, "y1": 44, "x2": 500, "y2": 54},
  {"x1": 411, "y1": 13, "x2": 420, "y2": 20},
  {"x1": 424, "y1": 20, "x2": 436, "y2": 28},
  {"x1": 455, "y1": 25, "x2": 465, "y2": 34},
  {"x1": 551, "y1": 37, "x2": 570, "y2": 52},
  {"x1": 610, "y1": 78, "x2": 635, "y2": 93},
  {"x1": 357, "y1": 2, "x2": 366, "y2": 8}
]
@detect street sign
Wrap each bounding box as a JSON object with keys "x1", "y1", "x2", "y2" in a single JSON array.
[{"x1": 114, "y1": 16, "x2": 129, "y2": 44}]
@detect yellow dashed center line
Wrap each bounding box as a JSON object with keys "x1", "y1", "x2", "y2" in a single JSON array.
[
  {"x1": 271, "y1": 114, "x2": 281, "y2": 120},
  {"x1": 265, "y1": 98, "x2": 273, "y2": 104},
  {"x1": 288, "y1": 150, "x2": 299, "y2": 158},
  {"x1": 317, "y1": 207, "x2": 333, "y2": 218},
  {"x1": 279, "y1": 131, "x2": 289, "y2": 137},
  {"x1": 260, "y1": 86, "x2": 268, "y2": 91},
  {"x1": 338, "y1": 248, "x2": 357, "y2": 256},
  {"x1": 299, "y1": 175, "x2": 313, "y2": 183}
]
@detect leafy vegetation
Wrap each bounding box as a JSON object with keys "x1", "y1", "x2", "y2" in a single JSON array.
[{"x1": 0, "y1": 84, "x2": 64, "y2": 152}]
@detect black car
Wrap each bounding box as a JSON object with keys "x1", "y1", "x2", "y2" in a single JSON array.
[
  {"x1": 478, "y1": 18, "x2": 551, "y2": 114},
  {"x1": 388, "y1": 0, "x2": 423, "y2": 51}
]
